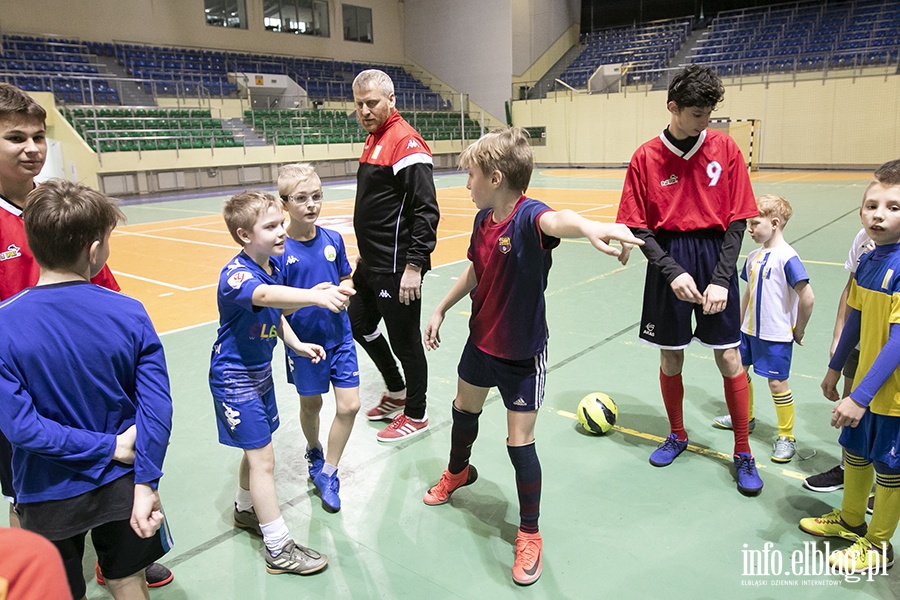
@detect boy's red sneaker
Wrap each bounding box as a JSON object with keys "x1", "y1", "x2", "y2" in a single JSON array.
[
  {"x1": 512, "y1": 530, "x2": 542, "y2": 586},
  {"x1": 423, "y1": 465, "x2": 478, "y2": 506}
]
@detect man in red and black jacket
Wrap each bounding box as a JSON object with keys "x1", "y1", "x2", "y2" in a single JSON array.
[{"x1": 349, "y1": 69, "x2": 440, "y2": 443}]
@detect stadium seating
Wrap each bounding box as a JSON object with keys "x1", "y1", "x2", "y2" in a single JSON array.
[
  {"x1": 690, "y1": 0, "x2": 900, "y2": 76},
  {"x1": 62, "y1": 107, "x2": 243, "y2": 152}
]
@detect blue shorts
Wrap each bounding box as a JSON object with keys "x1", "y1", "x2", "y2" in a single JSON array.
[
  {"x1": 457, "y1": 339, "x2": 546, "y2": 412},
  {"x1": 286, "y1": 337, "x2": 360, "y2": 396},
  {"x1": 210, "y1": 367, "x2": 280, "y2": 449},
  {"x1": 840, "y1": 411, "x2": 900, "y2": 473},
  {"x1": 740, "y1": 333, "x2": 793, "y2": 380},
  {"x1": 639, "y1": 230, "x2": 741, "y2": 349}
]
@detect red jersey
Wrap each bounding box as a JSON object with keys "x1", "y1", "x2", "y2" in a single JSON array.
[
  {"x1": 0, "y1": 196, "x2": 119, "y2": 300},
  {"x1": 617, "y1": 129, "x2": 757, "y2": 232}
]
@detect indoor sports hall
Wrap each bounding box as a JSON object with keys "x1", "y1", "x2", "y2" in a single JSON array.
[{"x1": 1, "y1": 1, "x2": 900, "y2": 599}]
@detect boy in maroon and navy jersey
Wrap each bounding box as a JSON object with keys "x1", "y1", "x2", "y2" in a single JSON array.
[
  {"x1": 350, "y1": 69, "x2": 440, "y2": 442},
  {"x1": 616, "y1": 65, "x2": 762, "y2": 495},
  {"x1": 422, "y1": 127, "x2": 641, "y2": 586}
]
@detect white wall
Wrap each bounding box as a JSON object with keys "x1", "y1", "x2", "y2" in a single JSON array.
[
  {"x1": 511, "y1": 0, "x2": 579, "y2": 76},
  {"x1": 0, "y1": 0, "x2": 406, "y2": 65},
  {"x1": 403, "y1": 0, "x2": 513, "y2": 121}
]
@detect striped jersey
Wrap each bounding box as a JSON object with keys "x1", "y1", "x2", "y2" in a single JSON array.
[
  {"x1": 740, "y1": 243, "x2": 809, "y2": 342},
  {"x1": 848, "y1": 242, "x2": 900, "y2": 416},
  {"x1": 467, "y1": 197, "x2": 559, "y2": 360}
]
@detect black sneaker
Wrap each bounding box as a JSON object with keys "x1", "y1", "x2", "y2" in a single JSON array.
[{"x1": 803, "y1": 465, "x2": 844, "y2": 493}]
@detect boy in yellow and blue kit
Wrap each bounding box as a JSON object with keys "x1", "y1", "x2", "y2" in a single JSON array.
[{"x1": 799, "y1": 159, "x2": 900, "y2": 573}]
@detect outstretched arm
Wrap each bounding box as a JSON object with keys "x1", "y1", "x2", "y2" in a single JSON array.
[
  {"x1": 539, "y1": 210, "x2": 642, "y2": 264},
  {"x1": 425, "y1": 263, "x2": 477, "y2": 350},
  {"x1": 252, "y1": 282, "x2": 353, "y2": 313}
]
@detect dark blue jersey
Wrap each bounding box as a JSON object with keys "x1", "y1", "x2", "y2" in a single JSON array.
[
  {"x1": 278, "y1": 228, "x2": 353, "y2": 350},
  {"x1": 210, "y1": 252, "x2": 282, "y2": 377},
  {"x1": 467, "y1": 197, "x2": 559, "y2": 360},
  {"x1": 0, "y1": 281, "x2": 172, "y2": 503}
]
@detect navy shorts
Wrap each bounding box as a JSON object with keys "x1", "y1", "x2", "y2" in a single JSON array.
[
  {"x1": 210, "y1": 368, "x2": 280, "y2": 449},
  {"x1": 639, "y1": 229, "x2": 741, "y2": 349},
  {"x1": 840, "y1": 411, "x2": 900, "y2": 473},
  {"x1": 740, "y1": 333, "x2": 793, "y2": 380},
  {"x1": 457, "y1": 339, "x2": 546, "y2": 412},
  {"x1": 286, "y1": 337, "x2": 360, "y2": 396}
]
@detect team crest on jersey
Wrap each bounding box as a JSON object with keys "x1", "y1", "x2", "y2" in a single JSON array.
[
  {"x1": 227, "y1": 271, "x2": 253, "y2": 289},
  {"x1": 406, "y1": 139, "x2": 420, "y2": 150},
  {"x1": 323, "y1": 244, "x2": 337, "y2": 261},
  {"x1": 660, "y1": 175, "x2": 679, "y2": 187},
  {"x1": 0, "y1": 244, "x2": 21, "y2": 261},
  {"x1": 498, "y1": 236, "x2": 512, "y2": 254}
]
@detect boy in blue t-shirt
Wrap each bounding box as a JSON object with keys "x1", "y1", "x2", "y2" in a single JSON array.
[
  {"x1": 212, "y1": 190, "x2": 352, "y2": 576},
  {"x1": 799, "y1": 160, "x2": 900, "y2": 573},
  {"x1": 0, "y1": 179, "x2": 172, "y2": 599},
  {"x1": 422, "y1": 127, "x2": 642, "y2": 586},
  {"x1": 276, "y1": 163, "x2": 360, "y2": 514}
]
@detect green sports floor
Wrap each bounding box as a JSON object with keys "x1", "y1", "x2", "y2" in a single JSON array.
[{"x1": 4, "y1": 169, "x2": 900, "y2": 599}]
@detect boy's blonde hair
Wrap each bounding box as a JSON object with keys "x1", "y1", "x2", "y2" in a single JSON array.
[
  {"x1": 223, "y1": 191, "x2": 281, "y2": 245},
  {"x1": 24, "y1": 178, "x2": 124, "y2": 270},
  {"x1": 277, "y1": 163, "x2": 319, "y2": 197},
  {"x1": 458, "y1": 127, "x2": 533, "y2": 194},
  {"x1": 756, "y1": 194, "x2": 793, "y2": 226}
]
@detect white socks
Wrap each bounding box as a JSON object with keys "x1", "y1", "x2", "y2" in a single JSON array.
[{"x1": 260, "y1": 516, "x2": 291, "y2": 556}]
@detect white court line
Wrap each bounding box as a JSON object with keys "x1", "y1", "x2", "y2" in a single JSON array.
[
  {"x1": 116, "y1": 230, "x2": 236, "y2": 249},
  {"x1": 160, "y1": 319, "x2": 218, "y2": 337},
  {"x1": 111, "y1": 270, "x2": 218, "y2": 292},
  {"x1": 181, "y1": 226, "x2": 231, "y2": 234}
]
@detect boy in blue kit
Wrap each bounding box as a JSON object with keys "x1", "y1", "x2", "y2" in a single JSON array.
[
  {"x1": 713, "y1": 194, "x2": 815, "y2": 463},
  {"x1": 0, "y1": 179, "x2": 173, "y2": 599},
  {"x1": 277, "y1": 163, "x2": 360, "y2": 513},
  {"x1": 798, "y1": 161, "x2": 900, "y2": 573},
  {"x1": 212, "y1": 190, "x2": 352, "y2": 576},
  {"x1": 422, "y1": 128, "x2": 641, "y2": 586}
]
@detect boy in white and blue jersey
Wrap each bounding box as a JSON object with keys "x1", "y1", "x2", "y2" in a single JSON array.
[
  {"x1": 276, "y1": 163, "x2": 359, "y2": 514},
  {"x1": 211, "y1": 190, "x2": 353, "y2": 576},
  {"x1": 0, "y1": 179, "x2": 172, "y2": 599},
  {"x1": 714, "y1": 194, "x2": 814, "y2": 463},
  {"x1": 421, "y1": 127, "x2": 641, "y2": 586}
]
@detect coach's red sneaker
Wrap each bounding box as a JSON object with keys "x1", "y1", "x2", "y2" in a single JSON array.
[
  {"x1": 376, "y1": 413, "x2": 428, "y2": 442},
  {"x1": 96, "y1": 561, "x2": 174, "y2": 588},
  {"x1": 366, "y1": 394, "x2": 406, "y2": 421},
  {"x1": 512, "y1": 530, "x2": 542, "y2": 586}
]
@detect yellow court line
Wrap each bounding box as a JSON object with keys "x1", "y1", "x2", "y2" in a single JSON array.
[{"x1": 555, "y1": 409, "x2": 806, "y2": 480}]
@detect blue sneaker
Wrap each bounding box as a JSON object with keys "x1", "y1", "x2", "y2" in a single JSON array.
[
  {"x1": 313, "y1": 470, "x2": 341, "y2": 513},
  {"x1": 734, "y1": 452, "x2": 764, "y2": 495},
  {"x1": 649, "y1": 434, "x2": 689, "y2": 467},
  {"x1": 305, "y1": 447, "x2": 324, "y2": 480}
]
